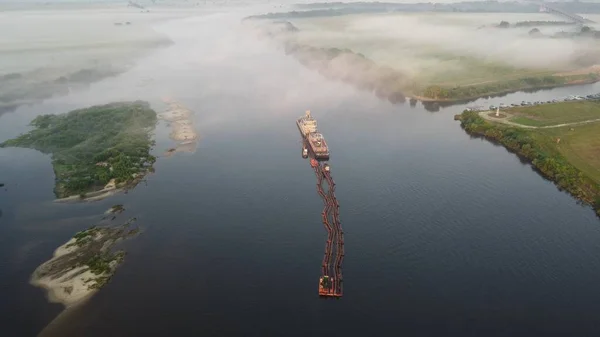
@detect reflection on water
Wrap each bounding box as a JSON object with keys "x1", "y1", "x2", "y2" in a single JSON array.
[{"x1": 1, "y1": 6, "x2": 600, "y2": 337}]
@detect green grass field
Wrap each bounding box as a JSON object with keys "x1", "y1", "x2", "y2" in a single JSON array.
[
  {"x1": 459, "y1": 103, "x2": 600, "y2": 214},
  {"x1": 508, "y1": 101, "x2": 600, "y2": 127},
  {"x1": 414, "y1": 52, "x2": 556, "y2": 86},
  {"x1": 536, "y1": 123, "x2": 600, "y2": 184},
  {"x1": 500, "y1": 101, "x2": 600, "y2": 184}
]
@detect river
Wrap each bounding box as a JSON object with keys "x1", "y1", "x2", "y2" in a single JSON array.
[{"x1": 2, "y1": 8, "x2": 600, "y2": 337}]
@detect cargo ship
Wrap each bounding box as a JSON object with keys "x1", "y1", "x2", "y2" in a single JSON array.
[{"x1": 297, "y1": 110, "x2": 330, "y2": 160}]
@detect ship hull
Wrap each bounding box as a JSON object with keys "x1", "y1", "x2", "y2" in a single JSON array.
[
  {"x1": 297, "y1": 118, "x2": 329, "y2": 160},
  {"x1": 310, "y1": 145, "x2": 329, "y2": 160},
  {"x1": 296, "y1": 120, "x2": 304, "y2": 136},
  {"x1": 302, "y1": 138, "x2": 330, "y2": 160}
]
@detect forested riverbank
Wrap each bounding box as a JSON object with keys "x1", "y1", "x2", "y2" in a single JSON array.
[{"x1": 456, "y1": 109, "x2": 600, "y2": 217}]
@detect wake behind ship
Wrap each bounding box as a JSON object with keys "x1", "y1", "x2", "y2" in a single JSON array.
[{"x1": 297, "y1": 110, "x2": 330, "y2": 160}]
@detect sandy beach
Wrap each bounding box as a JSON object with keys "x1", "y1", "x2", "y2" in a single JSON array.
[
  {"x1": 53, "y1": 179, "x2": 120, "y2": 203},
  {"x1": 30, "y1": 239, "x2": 100, "y2": 308},
  {"x1": 159, "y1": 97, "x2": 199, "y2": 155},
  {"x1": 30, "y1": 219, "x2": 138, "y2": 309}
]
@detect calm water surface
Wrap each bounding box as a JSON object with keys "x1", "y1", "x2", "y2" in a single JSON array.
[{"x1": 1, "y1": 11, "x2": 600, "y2": 337}]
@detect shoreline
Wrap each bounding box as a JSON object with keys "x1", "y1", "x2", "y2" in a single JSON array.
[
  {"x1": 1, "y1": 101, "x2": 158, "y2": 203},
  {"x1": 54, "y1": 187, "x2": 120, "y2": 203},
  {"x1": 287, "y1": 41, "x2": 599, "y2": 105},
  {"x1": 455, "y1": 110, "x2": 600, "y2": 218},
  {"x1": 411, "y1": 78, "x2": 600, "y2": 103},
  {"x1": 30, "y1": 218, "x2": 140, "y2": 308},
  {"x1": 258, "y1": 21, "x2": 600, "y2": 106},
  {"x1": 53, "y1": 173, "x2": 150, "y2": 203},
  {"x1": 30, "y1": 238, "x2": 101, "y2": 308}
]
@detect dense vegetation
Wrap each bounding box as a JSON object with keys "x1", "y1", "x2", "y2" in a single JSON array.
[
  {"x1": 0, "y1": 101, "x2": 157, "y2": 198},
  {"x1": 457, "y1": 110, "x2": 600, "y2": 217},
  {"x1": 84, "y1": 251, "x2": 126, "y2": 276},
  {"x1": 73, "y1": 219, "x2": 139, "y2": 289},
  {"x1": 69, "y1": 226, "x2": 102, "y2": 248}
]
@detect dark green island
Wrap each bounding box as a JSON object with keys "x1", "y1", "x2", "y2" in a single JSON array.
[{"x1": 0, "y1": 101, "x2": 157, "y2": 200}]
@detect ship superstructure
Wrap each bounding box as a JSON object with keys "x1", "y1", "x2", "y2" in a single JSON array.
[
  {"x1": 296, "y1": 110, "x2": 318, "y2": 136},
  {"x1": 307, "y1": 133, "x2": 329, "y2": 160},
  {"x1": 297, "y1": 110, "x2": 330, "y2": 160}
]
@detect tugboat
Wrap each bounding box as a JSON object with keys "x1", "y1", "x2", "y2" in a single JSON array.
[{"x1": 318, "y1": 275, "x2": 341, "y2": 297}]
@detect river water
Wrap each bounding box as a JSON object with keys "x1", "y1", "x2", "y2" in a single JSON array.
[{"x1": 2, "y1": 8, "x2": 600, "y2": 337}]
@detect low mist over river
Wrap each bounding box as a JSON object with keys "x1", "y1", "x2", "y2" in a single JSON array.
[{"x1": 2, "y1": 2, "x2": 600, "y2": 337}]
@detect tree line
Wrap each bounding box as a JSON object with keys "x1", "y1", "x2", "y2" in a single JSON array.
[{"x1": 0, "y1": 101, "x2": 158, "y2": 198}]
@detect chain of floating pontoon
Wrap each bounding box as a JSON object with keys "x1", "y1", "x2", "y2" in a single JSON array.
[{"x1": 312, "y1": 159, "x2": 344, "y2": 297}]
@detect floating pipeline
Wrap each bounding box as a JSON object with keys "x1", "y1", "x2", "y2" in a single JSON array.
[
  {"x1": 310, "y1": 158, "x2": 344, "y2": 298},
  {"x1": 313, "y1": 160, "x2": 333, "y2": 277},
  {"x1": 325, "y1": 169, "x2": 345, "y2": 295}
]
